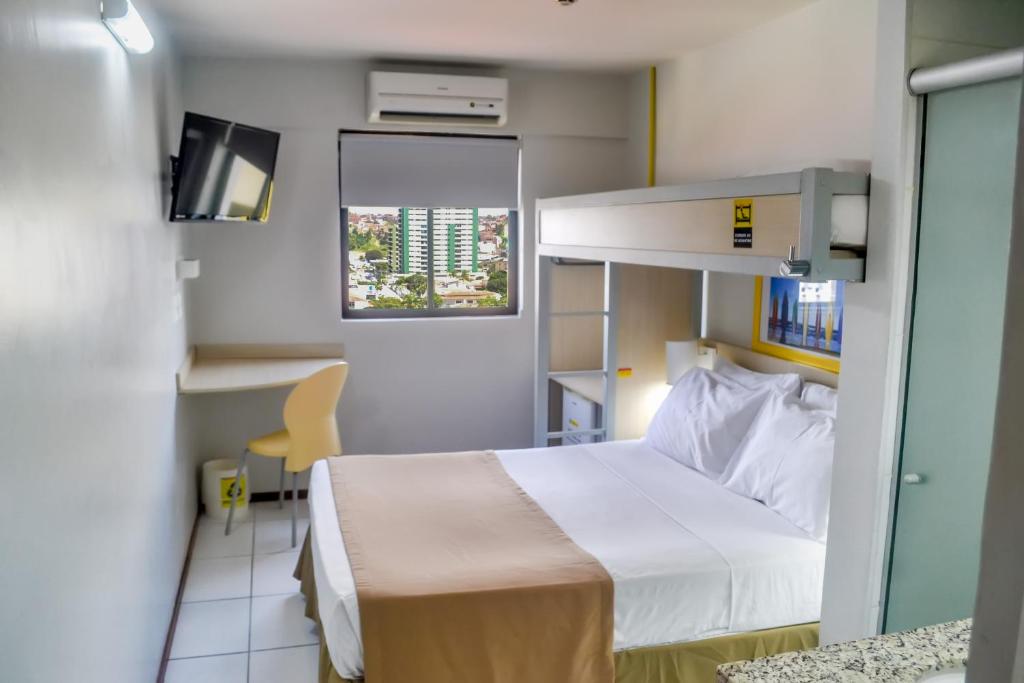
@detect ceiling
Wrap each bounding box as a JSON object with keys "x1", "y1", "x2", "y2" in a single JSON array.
[{"x1": 150, "y1": 0, "x2": 817, "y2": 71}]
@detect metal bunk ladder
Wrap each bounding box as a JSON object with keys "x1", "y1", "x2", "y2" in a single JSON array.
[{"x1": 533, "y1": 257, "x2": 619, "y2": 448}]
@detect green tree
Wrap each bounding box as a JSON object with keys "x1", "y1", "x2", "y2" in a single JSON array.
[
  {"x1": 368, "y1": 282, "x2": 442, "y2": 310},
  {"x1": 397, "y1": 273, "x2": 428, "y2": 298},
  {"x1": 370, "y1": 294, "x2": 427, "y2": 310},
  {"x1": 349, "y1": 229, "x2": 370, "y2": 251},
  {"x1": 371, "y1": 261, "x2": 389, "y2": 287},
  {"x1": 364, "y1": 249, "x2": 384, "y2": 261},
  {"x1": 347, "y1": 228, "x2": 384, "y2": 254},
  {"x1": 485, "y1": 270, "x2": 507, "y2": 294},
  {"x1": 368, "y1": 296, "x2": 399, "y2": 309}
]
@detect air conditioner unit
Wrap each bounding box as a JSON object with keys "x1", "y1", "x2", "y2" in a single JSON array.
[{"x1": 367, "y1": 71, "x2": 509, "y2": 127}]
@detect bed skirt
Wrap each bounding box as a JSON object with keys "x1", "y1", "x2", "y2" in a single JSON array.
[{"x1": 294, "y1": 532, "x2": 819, "y2": 683}]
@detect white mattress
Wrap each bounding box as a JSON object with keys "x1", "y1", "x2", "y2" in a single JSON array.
[{"x1": 309, "y1": 440, "x2": 826, "y2": 680}]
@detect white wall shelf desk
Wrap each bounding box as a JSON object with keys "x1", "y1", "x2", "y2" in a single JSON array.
[{"x1": 176, "y1": 344, "x2": 346, "y2": 394}]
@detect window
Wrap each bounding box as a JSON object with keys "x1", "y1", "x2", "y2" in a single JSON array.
[{"x1": 339, "y1": 133, "x2": 519, "y2": 318}]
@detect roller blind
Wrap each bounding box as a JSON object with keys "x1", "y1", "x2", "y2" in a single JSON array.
[{"x1": 339, "y1": 133, "x2": 520, "y2": 208}]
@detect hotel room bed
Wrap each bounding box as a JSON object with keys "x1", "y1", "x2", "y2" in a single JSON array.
[{"x1": 301, "y1": 439, "x2": 825, "y2": 682}]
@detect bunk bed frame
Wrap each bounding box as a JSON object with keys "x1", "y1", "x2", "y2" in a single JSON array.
[{"x1": 533, "y1": 167, "x2": 868, "y2": 447}]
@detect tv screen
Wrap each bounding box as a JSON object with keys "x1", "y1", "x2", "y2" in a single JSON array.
[{"x1": 170, "y1": 112, "x2": 281, "y2": 222}]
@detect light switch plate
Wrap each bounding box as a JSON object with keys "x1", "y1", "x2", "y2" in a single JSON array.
[{"x1": 176, "y1": 259, "x2": 200, "y2": 280}]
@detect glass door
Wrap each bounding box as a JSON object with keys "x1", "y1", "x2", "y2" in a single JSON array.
[{"x1": 884, "y1": 76, "x2": 1022, "y2": 633}]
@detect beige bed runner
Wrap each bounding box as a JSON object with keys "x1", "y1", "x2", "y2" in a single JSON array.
[{"x1": 328, "y1": 451, "x2": 614, "y2": 683}]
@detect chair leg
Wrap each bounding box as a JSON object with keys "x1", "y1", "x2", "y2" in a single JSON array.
[
  {"x1": 278, "y1": 459, "x2": 286, "y2": 510},
  {"x1": 291, "y1": 472, "x2": 299, "y2": 548},
  {"x1": 225, "y1": 449, "x2": 248, "y2": 537}
]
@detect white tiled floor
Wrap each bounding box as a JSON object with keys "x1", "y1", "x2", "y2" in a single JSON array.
[{"x1": 167, "y1": 500, "x2": 318, "y2": 683}]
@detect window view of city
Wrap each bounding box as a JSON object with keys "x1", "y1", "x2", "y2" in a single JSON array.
[{"x1": 345, "y1": 207, "x2": 512, "y2": 312}]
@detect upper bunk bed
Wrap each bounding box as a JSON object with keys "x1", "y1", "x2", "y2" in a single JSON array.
[{"x1": 535, "y1": 167, "x2": 869, "y2": 283}]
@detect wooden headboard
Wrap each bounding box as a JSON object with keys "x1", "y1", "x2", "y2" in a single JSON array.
[{"x1": 699, "y1": 339, "x2": 839, "y2": 389}]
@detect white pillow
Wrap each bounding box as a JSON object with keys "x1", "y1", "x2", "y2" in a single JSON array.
[
  {"x1": 714, "y1": 358, "x2": 802, "y2": 396},
  {"x1": 801, "y1": 382, "x2": 838, "y2": 414},
  {"x1": 644, "y1": 367, "x2": 778, "y2": 477},
  {"x1": 718, "y1": 392, "x2": 835, "y2": 541}
]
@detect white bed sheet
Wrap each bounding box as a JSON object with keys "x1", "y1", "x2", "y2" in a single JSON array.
[{"x1": 308, "y1": 440, "x2": 826, "y2": 680}]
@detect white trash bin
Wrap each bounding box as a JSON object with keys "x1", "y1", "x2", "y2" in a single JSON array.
[{"x1": 202, "y1": 458, "x2": 250, "y2": 522}]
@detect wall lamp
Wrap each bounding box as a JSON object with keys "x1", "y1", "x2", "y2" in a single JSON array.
[{"x1": 101, "y1": 0, "x2": 154, "y2": 54}]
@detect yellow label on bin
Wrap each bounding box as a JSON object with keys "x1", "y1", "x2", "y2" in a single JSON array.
[{"x1": 220, "y1": 475, "x2": 246, "y2": 509}]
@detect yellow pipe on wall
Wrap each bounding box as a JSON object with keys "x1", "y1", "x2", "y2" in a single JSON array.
[{"x1": 648, "y1": 65, "x2": 657, "y2": 188}]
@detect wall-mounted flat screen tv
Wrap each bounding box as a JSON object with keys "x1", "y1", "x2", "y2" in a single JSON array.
[{"x1": 170, "y1": 112, "x2": 281, "y2": 222}]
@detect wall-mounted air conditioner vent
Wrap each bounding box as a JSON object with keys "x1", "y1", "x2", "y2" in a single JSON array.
[{"x1": 367, "y1": 71, "x2": 509, "y2": 127}]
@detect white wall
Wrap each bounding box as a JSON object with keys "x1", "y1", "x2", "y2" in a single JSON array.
[
  {"x1": 654, "y1": 0, "x2": 876, "y2": 185},
  {"x1": 626, "y1": 68, "x2": 652, "y2": 189},
  {"x1": 649, "y1": 0, "x2": 887, "y2": 642},
  {"x1": 0, "y1": 1, "x2": 192, "y2": 681},
  {"x1": 822, "y1": 0, "x2": 1024, "y2": 645},
  {"x1": 911, "y1": 0, "x2": 1024, "y2": 68},
  {"x1": 819, "y1": 0, "x2": 917, "y2": 643},
  {"x1": 653, "y1": 0, "x2": 878, "y2": 349},
  {"x1": 970, "y1": 76, "x2": 1024, "y2": 683},
  {"x1": 939, "y1": 5, "x2": 1024, "y2": 676},
  {"x1": 180, "y1": 58, "x2": 635, "y2": 490}
]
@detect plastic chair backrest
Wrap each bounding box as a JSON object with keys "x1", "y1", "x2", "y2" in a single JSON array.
[{"x1": 282, "y1": 362, "x2": 348, "y2": 472}]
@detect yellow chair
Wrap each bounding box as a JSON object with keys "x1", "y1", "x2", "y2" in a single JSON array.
[{"x1": 226, "y1": 362, "x2": 349, "y2": 547}]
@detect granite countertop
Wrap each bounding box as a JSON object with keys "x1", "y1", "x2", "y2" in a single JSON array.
[{"x1": 717, "y1": 619, "x2": 971, "y2": 682}]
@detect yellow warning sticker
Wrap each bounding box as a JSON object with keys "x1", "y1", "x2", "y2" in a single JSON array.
[
  {"x1": 617, "y1": 367, "x2": 633, "y2": 378},
  {"x1": 569, "y1": 418, "x2": 579, "y2": 428},
  {"x1": 733, "y1": 198, "x2": 753, "y2": 249},
  {"x1": 220, "y1": 475, "x2": 246, "y2": 509}
]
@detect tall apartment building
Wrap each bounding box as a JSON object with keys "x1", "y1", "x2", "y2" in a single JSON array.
[{"x1": 389, "y1": 208, "x2": 479, "y2": 274}]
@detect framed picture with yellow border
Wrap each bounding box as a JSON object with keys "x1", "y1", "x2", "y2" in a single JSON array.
[{"x1": 751, "y1": 275, "x2": 843, "y2": 373}]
